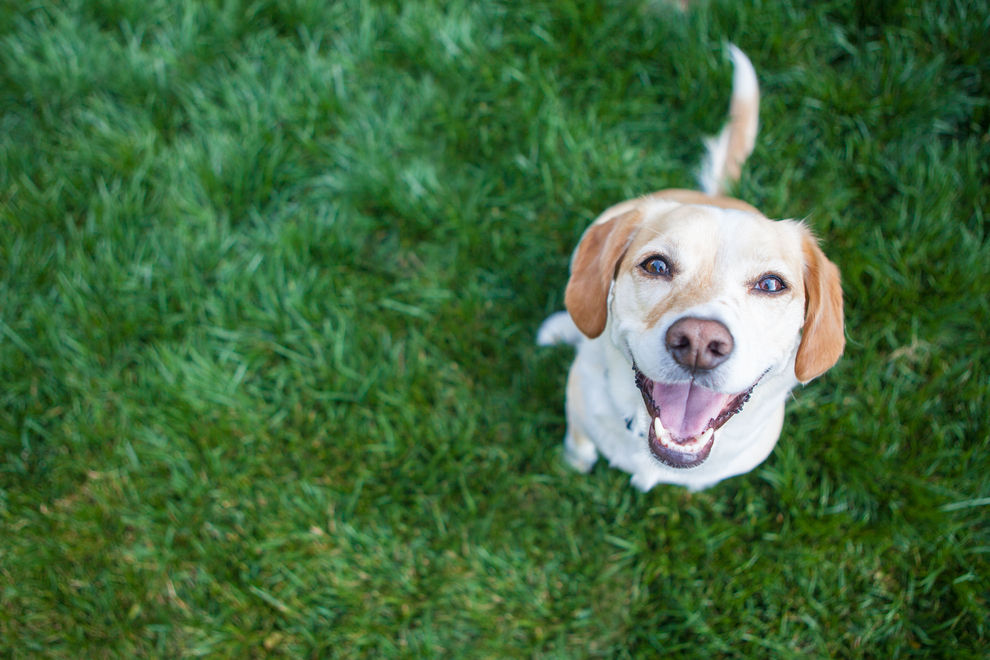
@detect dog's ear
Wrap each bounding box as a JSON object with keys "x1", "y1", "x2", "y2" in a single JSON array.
[
  {"x1": 795, "y1": 233, "x2": 845, "y2": 382},
  {"x1": 565, "y1": 209, "x2": 642, "y2": 338}
]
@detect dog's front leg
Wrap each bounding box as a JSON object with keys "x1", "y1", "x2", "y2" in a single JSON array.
[{"x1": 563, "y1": 361, "x2": 599, "y2": 473}]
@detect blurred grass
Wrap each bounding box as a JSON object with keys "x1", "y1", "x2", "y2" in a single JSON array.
[{"x1": 1, "y1": 0, "x2": 987, "y2": 656}]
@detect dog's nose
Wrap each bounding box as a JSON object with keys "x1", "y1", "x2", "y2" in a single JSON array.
[{"x1": 665, "y1": 317, "x2": 734, "y2": 371}]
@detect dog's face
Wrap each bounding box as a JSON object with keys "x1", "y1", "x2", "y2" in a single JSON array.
[{"x1": 565, "y1": 197, "x2": 844, "y2": 469}]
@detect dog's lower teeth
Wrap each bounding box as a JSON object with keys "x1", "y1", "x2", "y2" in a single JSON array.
[
  {"x1": 653, "y1": 417, "x2": 713, "y2": 453},
  {"x1": 654, "y1": 417, "x2": 671, "y2": 444}
]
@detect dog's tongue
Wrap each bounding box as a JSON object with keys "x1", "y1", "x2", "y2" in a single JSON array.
[{"x1": 652, "y1": 381, "x2": 732, "y2": 440}]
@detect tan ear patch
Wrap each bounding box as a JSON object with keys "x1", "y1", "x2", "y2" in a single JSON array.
[
  {"x1": 795, "y1": 234, "x2": 845, "y2": 382},
  {"x1": 564, "y1": 209, "x2": 642, "y2": 338}
]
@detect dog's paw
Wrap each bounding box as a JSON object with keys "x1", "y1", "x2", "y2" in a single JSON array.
[
  {"x1": 563, "y1": 431, "x2": 598, "y2": 473},
  {"x1": 630, "y1": 472, "x2": 658, "y2": 492},
  {"x1": 537, "y1": 311, "x2": 583, "y2": 347},
  {"x1": 564, "y1": 449, "x2": 597, "y2": 474}
]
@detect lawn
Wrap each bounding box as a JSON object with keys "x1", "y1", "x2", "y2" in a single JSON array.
[{"x1": 1, "y1": 0, "x2": 987, "y2": 656}]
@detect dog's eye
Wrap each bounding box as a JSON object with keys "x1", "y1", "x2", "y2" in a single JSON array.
[
  {"x1": 639, "y1": 256, "x2": 672, "y2": 277},
  {"x1": 755, "y1": 274, "x2": 787, "y2": 293}
]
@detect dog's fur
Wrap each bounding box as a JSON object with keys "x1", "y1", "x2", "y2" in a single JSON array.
[{"x1": 538, "y1": 46, "x2": 844, "y2": 491}]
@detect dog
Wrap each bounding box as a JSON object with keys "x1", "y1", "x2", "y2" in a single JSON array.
[{"x1": 537, "y1": 46, "x2": 844, "y2": 491}]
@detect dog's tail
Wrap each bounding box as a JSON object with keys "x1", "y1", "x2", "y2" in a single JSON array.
[{"x1": 698, "y1": 44, "x2": 760, "y2": 197}]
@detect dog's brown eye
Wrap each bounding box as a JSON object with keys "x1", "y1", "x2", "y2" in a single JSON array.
[
  {"x1": 755, "y1": 274, "x2": 786, "y2": 293},
  {"x1": 640, "y1": 256, "x2": 672, "y2": 277}
]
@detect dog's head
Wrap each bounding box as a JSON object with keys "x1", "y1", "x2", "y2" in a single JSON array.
[{"x1": 565, "y1": 195, "x2": 844, "y2": 468}]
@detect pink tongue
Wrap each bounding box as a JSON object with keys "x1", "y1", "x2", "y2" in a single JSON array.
[{"x1": 652, "y1": 381, "x2": 732, "y2": 440}]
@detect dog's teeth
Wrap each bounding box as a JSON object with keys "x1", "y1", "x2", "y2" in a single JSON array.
[
  {"x1": 654, "y1": 417, "x2": 677, "y2": 447},
  {"x1": 654, "y1": 417, "x2": 714, "y2": 453},
  {"x1": 654, "y1": 417, "x2": 673, "y2": 445}
]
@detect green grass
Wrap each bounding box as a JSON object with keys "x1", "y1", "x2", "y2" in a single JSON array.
[{"x1": 1, "y1": 0, "x2": 987, "y2": 656}]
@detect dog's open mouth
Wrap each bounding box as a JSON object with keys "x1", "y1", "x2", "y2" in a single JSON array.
[{"x1": 634, "y1": 368, "x2": 757, "y2": 469}]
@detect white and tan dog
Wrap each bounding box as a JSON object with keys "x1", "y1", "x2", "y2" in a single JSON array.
[{"x1": 538, "y1": 46, "x2": 844, "y2": 491}]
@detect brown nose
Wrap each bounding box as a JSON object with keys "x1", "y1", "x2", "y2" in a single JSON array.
[{"x1": 665, "y1": 317, "x2": 734, "y2": 371}]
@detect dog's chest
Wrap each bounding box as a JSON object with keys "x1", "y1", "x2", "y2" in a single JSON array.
[{"x1": 578, "y1": 345, "x2": 651, "y2": 454}]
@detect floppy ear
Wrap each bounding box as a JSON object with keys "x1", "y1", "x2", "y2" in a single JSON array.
[
  {"x1": 795, "y1": 233, "x2": 845, "y2": 382},
  {"x1": 564, "y1": 209, "x2": 642, "y2": 338}
]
